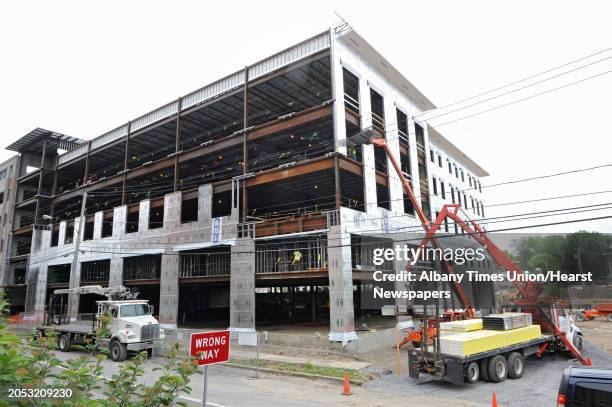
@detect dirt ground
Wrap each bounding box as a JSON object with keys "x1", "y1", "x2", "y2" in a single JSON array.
[{"x1": 576, "y1": 318, "x2": 612, "y2": 353}]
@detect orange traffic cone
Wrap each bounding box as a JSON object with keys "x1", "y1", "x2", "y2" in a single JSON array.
[
  {"x1": 491, "y1": 392, "x2": 498, "y2": 407},
  {"x1": 341, "y1": 370, "x2": 352, "y2": 396}
]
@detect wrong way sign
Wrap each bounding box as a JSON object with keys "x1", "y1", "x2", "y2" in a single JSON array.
[{"x1": 190, "y1": 330, "x2": 230, "y2": 366}]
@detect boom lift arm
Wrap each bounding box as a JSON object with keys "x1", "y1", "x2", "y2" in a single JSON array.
[{"x1": 368, "y1": 136, "x2": 590, "y2": 365}]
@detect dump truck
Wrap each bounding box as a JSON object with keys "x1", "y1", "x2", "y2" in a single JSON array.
[
  {"x1": 348, "y1": 130, "x2": 590, "y2": 385},
  {"x1": 36, "y1": 285, "x2": 164, "y2": 361}
]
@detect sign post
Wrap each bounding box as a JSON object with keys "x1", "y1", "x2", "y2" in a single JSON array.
[{"x1": 190, "y1": 330, "x2": 231, "y2": 406}]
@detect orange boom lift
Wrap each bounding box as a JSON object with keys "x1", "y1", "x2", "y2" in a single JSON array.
[{"x1": 351, "y1": 130, "x2": 590, "y2": 366}]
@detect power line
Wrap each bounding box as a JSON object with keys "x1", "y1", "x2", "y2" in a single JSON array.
[{"x1": 414, "y1": 46, "x2": 612, "y2": 118}]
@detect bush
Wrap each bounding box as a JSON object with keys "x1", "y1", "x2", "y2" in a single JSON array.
[{"x1": 0, "y1": 296, "x2": 198, "y2": 406}]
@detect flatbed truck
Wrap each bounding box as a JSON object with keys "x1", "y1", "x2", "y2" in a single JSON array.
[{"x1": 36, "y1": 285, "x2": 164, "y2": 361}]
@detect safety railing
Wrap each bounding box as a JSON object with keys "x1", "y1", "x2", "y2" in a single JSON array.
[
  {"x1": 255, "y1": 237, "x2": 327, "y2": 274},
  {"x1": 371, "y1": 112, "x2": 385, "y2": 133},
  {"x1": 123, "y1": 265, "x2": 161, "y2": 281},
  {"x1": 344, "y1": 93, "x2": 360, "y2": 115},
  {"x1": 80, "y1": 269, "x2": 110, "y2": 284},
  {"x1": 179, "y1": 252, "x2": 231, "y2": 278}
]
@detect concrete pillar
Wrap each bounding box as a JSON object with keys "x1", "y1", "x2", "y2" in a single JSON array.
[
  {"x1": 327, "y1": 226, "x2": 357, "y2": 344},
  {"x1": 198, "y1": 183, "x2": 213, "y2": 222},
  {"x1": 58, "y1": 221, "x2": 67, "y2": 246},
  {"x1": 28, "y1": 264, "x2": 49, "y2": 321},
  {"x1": 139, "y1": 199, "x2": 150, "y2": 233},
  {"x1": 26, "y1": 263, "x2": 48, "y2": 322},
  {"x1": 384, "y1": 99, "x2": 404, "y2": 215},
  {"x1": 93, "y1": 211, "x2": 103, "y2": 240},
  {"x1": 330, "y1": 32, "x2": 347, "y2": 156},
  {"x1": 358, "y1": 77, "x2": 372, "y2": 130},
  {"x1": 407, "y1": 117, "x2": 422, "y2": 201},
  {"x1": 362, "y1": 144, "x2": 377, "y2": 214},
  {"x1": 109, "y1": 256, "x2": 123, "y2": 288},
  {"x1": 163, "y1": 192, "x2": 181, "y2": 230},
  {"x1": 113, "y1": 205, "x2": 127, "y2": 239},
  {"x1": 159, "y1": 253, "x2": 179, "y2": 329},
  {"x1": 230, "y1": 237, "x2": 255, "y2": 332}
]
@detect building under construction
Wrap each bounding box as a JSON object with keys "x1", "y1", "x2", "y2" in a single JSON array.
[{"x1": 0, "y1": 25, "x2": 490, "y2": 342}]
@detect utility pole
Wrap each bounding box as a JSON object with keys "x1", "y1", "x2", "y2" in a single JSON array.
[{"x1": 68, "y1": 190, "x2": 88, "y2": 321}]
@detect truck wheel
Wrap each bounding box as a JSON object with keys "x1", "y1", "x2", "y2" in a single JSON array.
[
  {"x1": 109, "y1": 340, "x2": 127, "y2": 362},
  {"x1": 488, "y1": 355, "x2": 508, "y2": 383},
  {"x1": 607, "y1": 313, "x2": 612, "y2": 322},
  {"x1": 465, "y1": 362, "x2": 480, "y2": 384},
  {"x1": 576, "y1": 312, "x2": 585, "y2": 322},
  {"x1": 574, "y1": 334, "x2": 583, "y2": 352},
  {"x1": 58, "y1": 334, "x2": 72, "y2": 352},
  {"x1": 479, "y1": 358, "x2": 490, "y2": 381},
  {"x1": 507, "y1": 352, "x2": 524, "y2": 379}
]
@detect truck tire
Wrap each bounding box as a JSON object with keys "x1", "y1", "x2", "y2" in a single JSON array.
[
  {"x1": 507, "y1": 352, "x2": 524, "y2": 379},
  {"x1": 465, "y1": 362, "x2": 480, "y2": 384},
  {"x1": 607, "y1": 313, "x2": 612, "y2": 322},
  {"x1": 58, "y1": 334, "x2": 72, "y2": 352},
  {"x1": 109, "y1": 340, "x2": 127, "y2": 362},
  {"x1": 574, "y1": 334, "x2": 583, "y2": 352},
  {"x1": 479, "y1": 358, "x2": 490, "y2": 381},
  {"x1": 488, "y1": 355, "x2": 508, "y2": 383},
  {"x1": 576, "y1": 312, "x2": 585, "y2": 322}
]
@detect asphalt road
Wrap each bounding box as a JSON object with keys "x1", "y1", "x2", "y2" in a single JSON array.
[
  {"x1": 51, "y1": 350, "x2": 472, "y2": 406},
  {"x1": 50, "y1": 339, "x2": 612, "y2": 407}
]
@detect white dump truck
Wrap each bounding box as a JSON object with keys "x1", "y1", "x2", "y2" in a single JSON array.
[{"x1": 36, "y1": 285, "x2": 164, "y2": 361}]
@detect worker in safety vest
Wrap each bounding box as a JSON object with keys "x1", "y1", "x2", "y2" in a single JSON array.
[{"x1": 291, "y1": 250, "x2": 302, "y2": 270}]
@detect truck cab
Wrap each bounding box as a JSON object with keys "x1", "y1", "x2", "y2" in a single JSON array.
[
  {"x1": 98, "y1": 300, "x2": 165, "y2": 361},
  {"x1": 557, "y1": 367, "x2": 612, "y2": 406}
]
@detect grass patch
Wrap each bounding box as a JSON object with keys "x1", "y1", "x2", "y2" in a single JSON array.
[{"x1": 229, "y1": 357, "x2": 369, "y2": 382}]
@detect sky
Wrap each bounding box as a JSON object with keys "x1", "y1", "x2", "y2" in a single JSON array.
[{"x1": 1, "y1": 0, "x2": 611, "y2": 235}]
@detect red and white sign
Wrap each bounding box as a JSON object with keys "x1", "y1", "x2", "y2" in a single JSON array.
[{"x1": 190, "y1": 330, "x2": 230, "y2": 366}]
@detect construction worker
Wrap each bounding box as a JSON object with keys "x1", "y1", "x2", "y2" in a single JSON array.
[{"x1": 291, "y1": 249, "x2": 302, "y2": 271}]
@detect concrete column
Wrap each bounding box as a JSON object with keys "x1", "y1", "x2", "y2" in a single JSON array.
[
  {"x1": 139, "y1": 200, "x2": 150, "y2": 233},
  {"x1": 198, "y1": 183, "x2": 213, "y2": 222},
  {"x1": 327, "y1": 226, "x2": 357, "y2": 344},
  {"x1": 113, "y1": 205, "x2": 127, "y2": 239},
  {"x1": 159, "y1": 253, "x2": 179, "y2": 329},
  {"x1": 26, "y1": 263, "x2": 48, "y2": 322},
  {"x1": 330, "y1": 33, "x2": 347, "y2": 156},
  {"x1": 407, "y1": 117, "x2": 422, "y2": 200},
  {"x1": 362, "y1": 144, "x2": 377, "y2": 214},
  {"x1": 384, "y1": 99, "x2": 404, "y2": 215},
  {"x1": 109, "y1": 256, "x2": 123, "y2": 288},
  {"x1": 40, "y1": 229, "x2": 51, "y2": 251},
  {"x1": 163, "y1": 192, "x2": 181, "y2": 230},
  {"x1": 58, "y1": 221, "x2": 67, "y2": 246},
  {"x1": 229, "y1": 237, "x2": 255, "y2": 332},
  {"x1": 358, "y1": 77, "x2": 372, "y2": 130},
  {"x1": 93, "y1": 211, "x2": 103, "y2": 240}
]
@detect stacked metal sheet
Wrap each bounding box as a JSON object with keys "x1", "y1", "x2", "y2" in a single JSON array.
[{"x1": 482, "y1": 312, "x2": 532, "y2": 330}]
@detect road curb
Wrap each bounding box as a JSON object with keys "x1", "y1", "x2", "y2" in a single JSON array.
[{"x1": 223, "y1": 362, "x2": 366, "y2": 385}]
